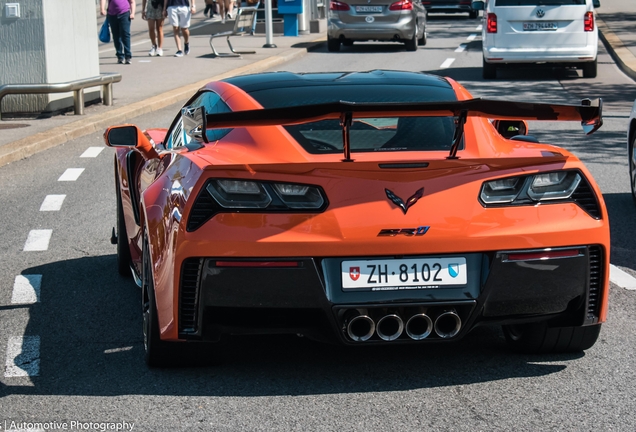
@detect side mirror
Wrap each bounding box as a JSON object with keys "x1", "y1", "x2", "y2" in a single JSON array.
[
  {"x1": 493, "y1": 120, "x2": 528, "y2": 139},
  {"x1": 471, "y1": 1, "x2": 485, "y2": 11},
  {"x1": 593, "y1": 0, "x2": 600, "y2": 8},
  {"x1": 104, "y1": 125, "x2": 159, "y2": 160}
]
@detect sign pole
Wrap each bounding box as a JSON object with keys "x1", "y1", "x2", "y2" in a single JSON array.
[{"x1": 263, "y1": 0, "x2": 277, "y2": 48}]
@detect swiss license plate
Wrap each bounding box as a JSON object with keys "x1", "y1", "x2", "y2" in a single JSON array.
[
  {"x1": 523, "y1": 21, "x2": 557, "y2": 31},
  {"x1": 355, "y1": 5, "x2": 383, "y2": 12},
  {"x1": 341, "y1": 257, "x2": 467, "y2": 291}
]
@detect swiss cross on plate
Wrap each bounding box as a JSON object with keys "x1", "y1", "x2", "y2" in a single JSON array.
[{"x1": 349, "y1": 267, "x2": 361, "y2": 281}]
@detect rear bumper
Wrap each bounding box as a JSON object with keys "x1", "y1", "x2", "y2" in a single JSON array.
[
  {"x1": 176, "y1": 245, "x2": 605, "y2": 345},
  {"x1": 483, "y1": 46, "x2": 598, "y2": 64},
  {"x1": 328, "y1": 18, "x2": 416, "y2": 41}
]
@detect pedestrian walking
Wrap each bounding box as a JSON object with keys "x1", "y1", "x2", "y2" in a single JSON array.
[
  {"x1": 163, "y1": 0, "x2": 196, "y2": 57},
  {"x1": 218, "y1": 0, "x2": 234, "y2": 23},
  {"x1": 100, "y1": 0, "x2": 135, "y2": 64},
  {"x1": 204, "y1": 0, "x2": 216, "y2": 18},
  {"x1": 142, "y1": 0, "x2": 165, "y2": 56}
]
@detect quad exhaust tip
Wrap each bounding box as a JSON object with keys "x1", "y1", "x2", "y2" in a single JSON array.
[
  {"x1": 405, "y1": 313, "x2": 433, "y2": 340},
  {"x1": 434, "y1": 309, "x2": 462, "y2": 339},
  {"x1": 345, "y1": 309, "x2": 375, "y2": 342},
  {"x1": 376, "y1": 314, "x2": 404, "y2": 341}
]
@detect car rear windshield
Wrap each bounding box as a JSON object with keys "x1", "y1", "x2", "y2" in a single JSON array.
[
  {"x1": 246, "y1": 85, "x2": 459, "y2": 154},
  {"x1": 494, "y1": 0, "x2": 585, "y2": 5}
]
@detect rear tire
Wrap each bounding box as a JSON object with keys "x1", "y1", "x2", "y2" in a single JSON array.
[
  {"x1": 417, "y1": 24, "x2": 427, "y2": 46},
  {"x1": 629, "y1": 133, "x2": 636, "y2": 205},
  {"x1": 327, "y1": 36, "x2": 341, "y2": 52},
  {"x1": 503, "y1": 322, "x2": 602, "y2": 354},
  {"x1": 483, "y1": 58, "x2": 497, "y2": 79},
  {"x1": 116, "y1": 179, "x2": 132, "y2": 277},
  {"x1": 582, "y1": 58, "x2": 597, "y2": 78},
  {"x1": 405, "y1": 32, "x2": 417, "y2": 52}
]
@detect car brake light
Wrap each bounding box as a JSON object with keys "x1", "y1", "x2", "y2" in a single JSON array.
[
  {"x1": 584, "y1": 11, "x2": 594, "y2": 32},
  {"x1": 389, "y1": 0, "x2": 413, "y2": 10},
  {"x1": 330, "y1": 0, "x2": 350, "y2": 11},
  {"x1": 487, "y1": 13, "x2": 497, "y2": 33}
]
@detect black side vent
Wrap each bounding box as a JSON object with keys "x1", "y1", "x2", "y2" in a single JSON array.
[
  {"x1": 179, "y1": 258, "x2": 203, "y2": 334},
  {"x1": 586, "y1": 246, "x2": 603, "y2": 324},
  {"x1": 187, "y1": 188, "x2": 218, "y2": 232},
  {"x1": 572, "y1": 177, "x2": 601, "y2": 219}
]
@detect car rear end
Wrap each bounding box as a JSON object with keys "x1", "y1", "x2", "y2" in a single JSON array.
[
  {"x1": 328, "y1": 0, "x2": 418, "y2": 42},
  {"x1": 482, "y1": 0, "x2": 597, "y2": 76},
  {"x1": 422, "y1": 0, "x2": 475, "y2": 17}
]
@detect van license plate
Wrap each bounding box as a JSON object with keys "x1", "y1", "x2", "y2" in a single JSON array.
[{"x1": 523, "y1": 22, "x2": 557, "y2": 31}]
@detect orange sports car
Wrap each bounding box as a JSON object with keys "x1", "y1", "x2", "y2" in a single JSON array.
[{"x1": 104, "y1": 70, "x2": 609, "y2": 366}]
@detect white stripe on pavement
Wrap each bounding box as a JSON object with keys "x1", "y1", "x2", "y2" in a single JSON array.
[
  {"x1": 80, "y1": 147, "x2": 104, "y2": 158},
  {"x1": 476, "y1": 25, "x2": 483, "y2": 31},
  {"x1": 455, "y1": 44, "x2": 467, "y2": 53},
  {"x1": 40, "y1": 194, "x2": 66, "y2": 211},
  {"x1": 11, "y1": 275, "x2": 42, "y2": 304},
  {"x1": 440, "y1": 58, "x2": 455, "y2": 69},
  {"x1": 4, "y1": 336, "x2": 40, "y2": 377},
  {"x1": 58, "y1": 168, "x2": 84, "y2": 181},
  {"x1": 23, "y1": 230, "x2": 52, "y2": 251},
  {"x1": 610, "y1": 264, "x2": 636, "y2": 290},
  {"x1": 467, "y1": 34, "x2": 477, "y2": 41}
]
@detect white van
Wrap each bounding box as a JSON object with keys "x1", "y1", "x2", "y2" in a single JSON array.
[{"x1": 473, "y1": 0, "x2": 599, "y2": 79}]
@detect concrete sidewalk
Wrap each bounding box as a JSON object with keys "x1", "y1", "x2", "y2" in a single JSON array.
[
  {"x1": 1, "y1": 0, "x2": 635, "y2": 168},
  {"x1": 0, "y1": 2, "x2": 326, "y2": 167}
]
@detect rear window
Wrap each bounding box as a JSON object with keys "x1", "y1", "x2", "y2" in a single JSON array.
[
  {"x1": 494, "y1": 0, "x2": 585, "y2": 5},
  {"x1": 247, "y1": 84, "x2": 459, "y2": 154}
]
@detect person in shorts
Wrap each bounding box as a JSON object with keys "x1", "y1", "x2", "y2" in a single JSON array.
[
  {"x1": 163, "y1": 0, "x2": 196, "y2": 57},
  {"x1": 142, "y1": 0, "x2": 165, "y2": 56}
]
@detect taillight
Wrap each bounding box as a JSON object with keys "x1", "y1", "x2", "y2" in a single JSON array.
[
  {"x1": 389, "y1": 0, "x2": 413, "y2": 10},
  {"x1": 584, "y1": 11, "x2": 594, "y2": 32},
  {"x1": 487, "y1": 13, "x2": 497, "y2": 33},
  {"x1": 330, "y1": 0, "x2": 350, "y2": 11}
]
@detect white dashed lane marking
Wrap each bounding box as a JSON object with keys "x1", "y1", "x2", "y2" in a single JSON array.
[
  {"x1": 58, "y1": 168, "x2": 84, "y2": 181},
  {"x1": 440, "y1": 58, "x2": 456, "y2": 69},
  {"x1": 610, "y1": 264, "x2": 636, "y2": 290},
  {"x1": 23, "y1": 229, "x2": 52, "y2": 251},
  {"x1": 476, "y1": 25, "x2": 483, "y2": 31},
  {"x1": 80, "y1": 147, "x2": 104, "y2": 158},
  {"x1": 455, "y1": 44, "x2": 467, "y2": 53},
  {"x1": 467, "y1": 34, "x2": 477, "y2": 41},
  {"x1": 11, "y1": 275, "x2": 42, "y2": 304},
  {"x1": 4, "y1": 336, "x2": 40, "y2": 377},
  {"x1": 39, "y1": 194, "x2": 66, "y2": 211}
]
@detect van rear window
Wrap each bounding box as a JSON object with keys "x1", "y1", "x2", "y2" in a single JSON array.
[{"x1": 495, "y1": 0, "x2": 585, "y2": 5}]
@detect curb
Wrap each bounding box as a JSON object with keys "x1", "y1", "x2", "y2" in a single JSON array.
[
  {"x1": 0, "y1": 38, "x2": 325, "y2": 168},
  {"x1": 597, "y1": 16, "x2": 636, "y2": 82}
]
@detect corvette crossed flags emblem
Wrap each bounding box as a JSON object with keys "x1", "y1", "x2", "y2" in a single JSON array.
[{"x1": 385, "y1": 187, "x2": 424, "y2": 215}]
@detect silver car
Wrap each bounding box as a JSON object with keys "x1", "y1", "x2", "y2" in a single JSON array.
[{"x1": 327, "y1": 0, "x2": 427, "y2": 52}]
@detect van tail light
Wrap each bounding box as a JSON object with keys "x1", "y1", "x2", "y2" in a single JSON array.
[
  {"x1": 584, "y1": 11, "x2": 594, "y2": 32},
  {"x1": 330, "y1": 0, "x2": 350, "y2": 11},
  {"x1": 389, "y1": 0, "x2": 413, "y2": 10},
  {"x1": 487, "y1": 13, "x2": 497, "y2": 33}
]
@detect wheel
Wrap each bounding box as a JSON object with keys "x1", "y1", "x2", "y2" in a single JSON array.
[
  {"x1": 405, "y1": 31, "x2": 417, "y2": 52},
  {"x1": 582, "y1": 58, "x2": 597, "y2": 78},
  {"x1": 503, "y1": 322, "x2": 602, "y2": 354},
  {"x1": 469, "y1": 10, "x2": 478, "y2": 19},
  {"x1": 142, "y1": 234, "x2": 175, "y2": 367},
  {"x1": 483, "y1": 57, "x2": 497, "y2": 79},
  {"x1": 327, "y1": 36, "x2": 341, "y2": 52},
  {"x1": 115, "y1": 179, "x2": 132, "y2": 277},
  {"x1": 417, "y1": 24, "x2": 427, "y2": 46},
  {"x1": 629, "y1": 132, "x2": 636, "y2": 205},
  {"x1": 342, "y1": 39, "x2": 354, "y2": 47}
]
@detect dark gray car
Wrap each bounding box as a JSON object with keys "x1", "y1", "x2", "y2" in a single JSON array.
[{"x1": 327, "y1": 0, "x2": 427, "y2": 51}]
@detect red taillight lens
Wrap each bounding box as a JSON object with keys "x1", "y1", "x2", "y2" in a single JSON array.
[
  {"x1": 487, "y1": 13, "x2": 497, "y2": 33},
  {"x1": 330, "y1": 0, "x2": 350, "y2": 11},
  {"x1": 584, "y1": 11, "x2": 594, "y2": 31},
  {"x1": 389, "y1": 0, "x2": 413, "y2": 10}
]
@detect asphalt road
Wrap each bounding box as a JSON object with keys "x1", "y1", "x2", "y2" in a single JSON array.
[{"x1": 1, "y1": 14, "x2": 636, "y2": 432}]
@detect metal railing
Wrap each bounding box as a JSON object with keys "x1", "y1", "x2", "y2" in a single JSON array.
[{"x1": 0, "y1": 72, "x2": 122, "y2": 120}]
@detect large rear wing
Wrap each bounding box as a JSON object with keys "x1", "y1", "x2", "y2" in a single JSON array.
[{"x1": 183, "y1": 98, "x2": 602, "y2": 160}]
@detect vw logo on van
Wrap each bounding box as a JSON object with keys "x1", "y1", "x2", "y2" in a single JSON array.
[{"x1": 536, "y1": 9, "x2": 545, "y2": 18}]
